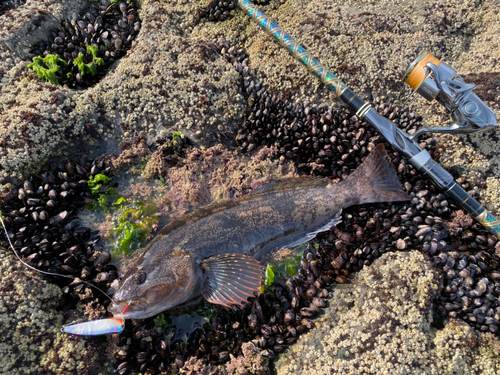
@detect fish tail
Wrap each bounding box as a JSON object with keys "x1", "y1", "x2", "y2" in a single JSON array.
[{"x1": 344, "y1": 144, "x2": 410, "y2": 205}]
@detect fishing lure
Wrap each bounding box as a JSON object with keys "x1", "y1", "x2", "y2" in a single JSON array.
[
  {"x1": 61, "y1": 305, "x2": 128, "y2": 336},
  {"x1": 0, "y1": 215, "x2": 126, "y2": 336}
]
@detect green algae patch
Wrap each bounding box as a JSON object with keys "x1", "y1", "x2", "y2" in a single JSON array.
[
  {"x1": 87, "y1": 174, "x2": 120, "y2": 212},
  {"x1": 261, "y1": 249, "x2": 303, "y2": 292},
  {"x1": 263, "y1": 264, "x2": 277, "y2": 291},
  {"x1": 27, "y1": 55, "x2": 67, "y2": 85},
  {"x1": 29, "y1": 36, "x2": 105, "y2": 84},
  {"x1": 73, "y1": 53, "x2": 96, "y2": 76},
  {"x1": 86, "y1": 173, "x2": 159, "y2": 257},
  {"x1": 110, "y1": 198, "x2": 159, "y2": 256},
  {"x1": 74, "y1": 46, "x2": 104, "y2": 77},
  {"x1": 88, "y1": 173, "x2": 112, "y2": 195}
]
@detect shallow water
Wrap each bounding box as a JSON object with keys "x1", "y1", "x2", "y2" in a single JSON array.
[{"x1": 78, "y1": 173, "x2": 168, "y2": 267}]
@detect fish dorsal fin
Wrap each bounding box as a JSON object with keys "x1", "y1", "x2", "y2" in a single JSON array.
[
  {"x1": 200, "y1": 254, "x2": 264, "y2": 308},
  {"x1": 157, "y1": 177, "x2": 331, "y2": 239},
  {"x1": 157, "y1": 199, "x2": 240, "y2": 237},
  {"x1": 250, "y1": 176, "x2": 331, "y2": 195}
]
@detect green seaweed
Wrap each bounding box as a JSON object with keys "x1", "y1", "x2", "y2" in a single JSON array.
[
  {"x1": 272, "y1": 252, "x2": 303, "y2": 276},
  {"x1": 73, "y1": 54, "x2": 96, "y2": 76},
  {"x1": 73, "y1": 46, "x2": 104, "y2": 76},
  {"x1": 114, "y1": 197, "x2": 127, "y2": 206},
  {"x1": 261, "y1": 250, "x2": 304, "y2": 291},
  {"x1": 154, "y1": 313, "x2": 172, "y2": 328},
  {"x1": 87, "y1": 175, "x2": 118, "y2": 212},
  {"x1": 87, "y1": 45, "x2": 104, "y2": 67},
  {"x1": 110, "y1": 199, "x2": 159, "y2": 257},
  {"x1": 96, "y1": 187, "x2": 122, "y2": 212},
  {"x1": 88, "y1": 174, "x2": 112, "y2": 195},
  {"x1": 263, "y1": 264, "x2": 276, "y2": 291},
  {"x1": 86, "y1": 173, "x2": 159, "y2": 256},
  {"x1": 27, "y1": 55, "x2": 67, "y2": 85}
]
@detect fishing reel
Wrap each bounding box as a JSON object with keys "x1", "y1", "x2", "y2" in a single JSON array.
[{"x1": 403, "y1": 51, "x2": 498, "y2": 141}]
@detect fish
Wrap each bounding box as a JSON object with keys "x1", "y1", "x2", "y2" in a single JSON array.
[{"x1": 109, "y1": 144, "x2": 410, "y2": 320}]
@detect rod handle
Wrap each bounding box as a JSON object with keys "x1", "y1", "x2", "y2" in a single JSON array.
[{"x1": 445, "y1": 183, "x2": 500, "y2": 239}]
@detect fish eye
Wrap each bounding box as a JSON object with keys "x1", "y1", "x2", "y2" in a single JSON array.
[{"x1": 135, "y1": 271, "x2": 147, "y2": 284}]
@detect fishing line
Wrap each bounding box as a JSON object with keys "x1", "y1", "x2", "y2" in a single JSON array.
[{"x1": 0, "y1": 214, "x2": 119, "y2": 310}]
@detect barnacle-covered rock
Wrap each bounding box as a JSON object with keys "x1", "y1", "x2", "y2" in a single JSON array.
[
  {"x1": 0, "y1": 247, "x2": 112, "y2": 375},
  {"x1": 275, "y1": 251, "x2": 500, "y2": 374}
]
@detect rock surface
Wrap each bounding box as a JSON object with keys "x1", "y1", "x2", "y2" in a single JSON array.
[
  {"x1": 0, "y1": 0, "x2": 246, "y2": 179},
  {"x1": 0, "y1": 246, "x2": 112, "y2": 375},
  {"x1": 275, "y1": 251, "x2": 500, "y2": 374},
  {"x1": 1, "y1": 0, "x2": 500, "y2": 374}
]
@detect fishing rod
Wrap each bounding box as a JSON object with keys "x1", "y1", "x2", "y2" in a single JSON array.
[{"x1": 236, "y1": 0, "x2": 500, "y2": 239}]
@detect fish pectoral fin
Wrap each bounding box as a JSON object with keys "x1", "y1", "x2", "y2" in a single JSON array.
[
  {"x1": 200, "y1": 254, "x2": 264, "y2": 308},
  {"x1": 283, "y1": 209, "x2": 343, "y2": 249},
  {"x1": 305, "y1": 209, "x2": 342, "y2": 239}
]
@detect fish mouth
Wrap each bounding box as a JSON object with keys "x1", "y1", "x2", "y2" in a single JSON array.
[
  {"x1": 130, "y1": 299, "x2": 149, "y2": 311},
  {"x1": 109, "y1": 298, "x2": 149, "y2": 319}
]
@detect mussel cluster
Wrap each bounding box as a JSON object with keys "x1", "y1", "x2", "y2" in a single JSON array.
[
  {"x1": 2, "y1": 36, "x2": 499, "y2": 375},
  {"x1": 215, "y1": 38, "x2": 433, "y2": 178},
  {"x1": 0, "y1": 159, "x2": 117, "y2": 312},
  {"x1": 0, "y1": 0, "x2": 25, "y2": 17},
  {"x1": 199, "y1": 0, "x2": 236, "y2": 23},
  {"x1": 198, "y1": 0, "x2": 271, "y2": 23},
  {"x1": 29, "y1": 0, "x2": 141, "y2": 87},
  {"x1": 433, "y1": 247, "x2": 500, "y2": 333}
]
